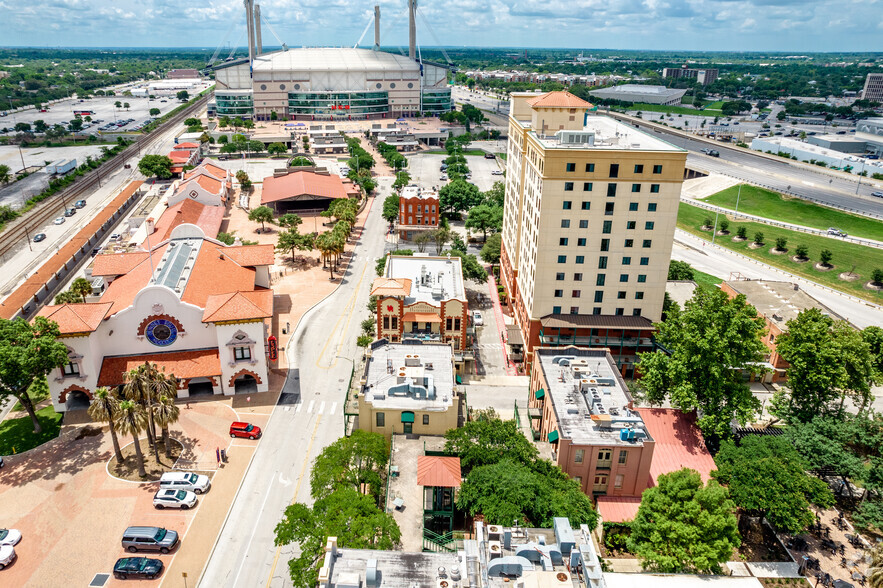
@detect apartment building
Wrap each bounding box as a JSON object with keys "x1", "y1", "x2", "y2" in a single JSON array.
[
  {"x1": 500, "y1": 91, "x2": 687, "y2": 376},
  {"x1": 662, "y1": 66, "x2": 719, "y2": 85},
  {"x1": 398, "y1": 185, "x2": 439, "y2": 240},
  {"x1": 862, "y1": 73, "x2": 883, "y2": 102}
]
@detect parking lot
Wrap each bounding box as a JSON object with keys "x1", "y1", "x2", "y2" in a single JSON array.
[{"x1": 406, "y1": 152, "x2": 504, "y2": 192}]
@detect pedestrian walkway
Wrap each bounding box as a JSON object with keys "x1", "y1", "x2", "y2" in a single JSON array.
[{"x1": 485, "y1": 275, "x2": 516, "y2": 376}]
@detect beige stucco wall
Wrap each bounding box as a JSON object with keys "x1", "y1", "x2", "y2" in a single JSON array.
[{"x1": 356, "y1": 393, "x2": 461, "y2": 441}]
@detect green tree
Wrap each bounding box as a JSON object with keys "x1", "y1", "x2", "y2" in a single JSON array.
[
  {"x1": 863, "y1": 326, "x2": 883, "y2": 378},
  {"x1": 413, "y1": 231, "x2": 432, "y2": 253},
  {"x1": 115, "y1": 399, "x2": 148, "y2": 478},
  {"x1": 54, "y1": 290, "x2": 80, "y2": 305},
  {"x1": 137, "y1": 154, "x2": 173, "y2": 180},
  {"x1": 289, "y1": 156, "x2": 313, "y2": 167},
  {"x1": 0, "y1": 317, "x2": 69, "y2": 433},
  {"x1": 480, "y1": 233, "x2": 501, "y2": 268},
  {"x1": 445, "y1": 249, "x2": 488, "y2": 283},
  {"x1": 439, "y1": 179, "x2": 482, "y2": 214},
  {"x1": 276, "y1": 229, "x2": 314, "y2": 262},
  {"x1": 873, "y1": 269, "x2": 883, "y2": 286},
  {"x1": 0, "y1": 164, "x2": 10, "y2": 184},
  {"x1": 149, "y1": 108, "x2": 160, "y2": 116},
  {"x1": 712, "y1": 436, "x2": 833, "y2": 533},
  {"x1": 278, "y1": 213, "x2": 302, "y2": 229},
  {"x1": 33, "y1": 119, "x2": 48, "y2": 133},
  {"x1": 820, "y1": 249, "x2": 833, "y2": 266},
  {"x1": 176, "y1": 90, "x2": 189, "y2": 101},
  {"x1": 775, "y1": 236, "x2": 788, "y2": 251},
  {"x1": 795, "y1": 244, "x2": 809, "y2": 260},
  {"x1": 392, "y1": 171, "x2": 411, "y2": 192},
  {"x1": 667, "y1": 260, "x2": 695, "y2": 281},
  {"x1": 753, "y1": 231, "x2": 764, "y2": 245},
  {"x1": 274, "y1": 489, "x2": 401, "y2": 588},
  {"x1": 784, "y1": 415, "x2": 872, "y2": 495},
  {"x1": 637, "y1": 288, "x2": 767, "y2": 439},
  {"x1": 444, "y1": 417, "x2": 538, "y2": 471},
  {"x1": 432, "y1": 227, "x2": 451, "y2": 255},
  {"x1": 114, "y1": 101, "x2": 122, "y2": 109},
  {"x1": 88, "y1": 386, "x2": 124, "y2": 463},
  {"x1": 152, "y1": 393, "x2": 180, "y2": 460},
  {"x1": 628, "y1": 469, "x2": 740, "y2": 574},
  {"x1": 310, "y1": 430, "x2": 389, "y2": 503},
  {"x1": 14, "y1": 122, "x2": 32, "y2": 133},
  {"x1": 123, "y1": 102, "x2": 130, "y2": 111},
  {"x1": 68, "y1": 118, "x2": 83, "y2": 132},
  {"x1": 270, "y1": 110, "x2": 278, "y2": 121},
  {"x1": 70, "y1": 277, "x2": 92, "y2": 302},
  {"x1": 217, "y1": 135, "x2": 229, "y2": 144},
  {"x1": 382, "y1": 194, "x2": 400, "y2": 226},
  {"x1": 356, "y1": 334, "x2": 373, "y2": 348},
  {"x1": 465, "y1": 204, "x2": 503, "y2": 241},
  {"x1": 248, "y1": 205, "x2": 274, "y2": 233},
  {"x1": 774, "y1": 309, "x2": 877, "y2": 421},
  {"x1": 482, "y1": 181, "x2": 505, "y2": 207},
  {"x1": 267, "y1": 142, "x2": 287, "y2": 155}
]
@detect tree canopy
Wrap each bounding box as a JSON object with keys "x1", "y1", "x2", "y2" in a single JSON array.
[
  {"x1": 667, "y1": 260, "x2": 695, "y2": 281},
  {"x1": 465, "y1": 203, "x2": 503, "y2": 241},
  {"x1": 137, "y1": 154, "x2": 173, "y2": 180},
  {"x1": 628, "y1": 468, "x2": 740, "y2": 574},
  {"x1": 444, "y1": 417, "x2": 538, "y2": 470},
  {"x1": 310, "y1": 430, "x2": 389, "y2": 503},
  {"x1": 713, "y1": 436, "x2": 834, "y2": 533},
  {"x1": 638, "y1": 288, "x2": 767, "y2": 439},
  {"x1": 439, "y1": 179, "x2": 482, "y2": 214},
  {"x1": 480, "y1": 233, "x2": 501, "y2": 267}
]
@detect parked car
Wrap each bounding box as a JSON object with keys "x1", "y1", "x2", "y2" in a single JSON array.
[
  {"x1": 110, "y1": 233, "x2": 122, "y2": 240},
  {"x1": 473, "y1": 311, "x2": 484, "y2": 326},
  {"x1": 230, "y1": 422, "x2": 262, "y2": 440},
  {"x1": 439, "y1": 173, "x2": 448, "y2": 181},
  {"x1": 0, "y1": 544, "x2": 15, "y2": 570},
  {"x1": 33, "y1": 233, "x2": 46, "y2": 242},
  {"x1": 153, "y1": 489, "x2": 198, "y2": 510},
  {"x1": 65, "y1": 208, "x2": 77, "y2": 217},
  {"x1": 827, "y1": 227, "x2": 847, "y2": 237},
  {"x1": 701, "y1": 148, "x2": 720, "y2": 157},
  {"x1": 491, "y1": 170, "x2": 504, "y2": 175},
  {"x1": 872, "y1": 191, "x2": 883, "y2": 198},
  {"x1": 0, "y1": 529, "x2": 21, "y2": 546},
  {"x1": 159, "y1": 472, "x2": 211, "y2": 494},
  {"x1": 53, "y1": 217, "x2": 65, "y2": 225},
  {"x1": 75, "y1": 199, "x2": 86, "y2": 208},
  {"x1": 113, "y1": 557, "x2": 164, "y2": 580},
  {"x1": 121, "y1": 526, "x2": 178, "y2": 554},
  {"x1": 484, "y1": 153, "x2": 496, "y2": 159}
]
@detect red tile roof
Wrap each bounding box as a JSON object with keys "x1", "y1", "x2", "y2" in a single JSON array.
[
  {"x1": 180, "y1": 243, "x2": 260, "y2": 309},
  {"x1": 36, "y1": 302, "x2": 114, "y2": 334},
  {"x1": 185, "y1": 163, "x2": 228, "y2": 180},
  {"x1": 202, "y1": 290, "x2": 273, "y2": 323},
  {"x1": 596, "y1": 496, "x2": 642, "y2": 523},
  {"x1": 402, "y1": 312, "x2": 441, "y2": 323},
  {"x1": 97, "y1": 348, "x2": 221, "y2": 387},
  {"x1": 194, "y1": 175, "x2": 223, "y2": 194},
  {"x1": 0, "y1": 181, "x2": 143, "y2": 319},
  {"x1": 175, "y1": 142, "x2": 201, "y2": 149},
  {"x1": 98, "y1": 244, "x2": 169, "y2": 314},
  {"x1": 261, "y1": 171, "x2": 359, "y2": 205},
  {"x1": 526, "y1": 91, "x2": 593, "y2": 109},
  {"x1": 92, "y1": 251, "x2": 151, "y2": 277},
  {"x1": 636, "y1": 408, "x2": 717, "y2": 485},
  {"x1": 169, "y1": 150, "x2": 194, "y2": 164},
  {"x1": 143, "y1": 199, "x2": 225, "y2": 247},
  {"x1": 417, "y1": 456, "x2": 461, "y2": 488},
  {"x1": 219, "y1": 244, "x2": 275, "y2": 267},
  {"x1": 370, "y1": 277, "x2": 412, "y2": 297}
]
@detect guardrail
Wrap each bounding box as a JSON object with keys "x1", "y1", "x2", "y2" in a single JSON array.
[
  {"x1": 684, "y1": 198, "x2": 883, "y2": 249},
  {"x1": 0, "y1": 93, "x2": 210, "y2": 260}
]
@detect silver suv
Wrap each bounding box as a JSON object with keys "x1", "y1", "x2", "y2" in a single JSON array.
[
  {"x1": 121, "y1": 526, "x2": 179, "y2": 554},
  {"x1": 159, "y1": 472, "x2": 211, "y2": 494}
]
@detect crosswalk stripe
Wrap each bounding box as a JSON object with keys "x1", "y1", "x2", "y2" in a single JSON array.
[
  {"x1": 296, "y1": 404, "x2": 302, "y2": 413},
  {"x1": 307, "y1": 400, "x2": 315, "y2": 414},
  {"x1": 330, "y1": 402, "x2": 337, "y2": 415},
  {"x1": 318, "y1": 401, "x2": 326, "y2": 415}
]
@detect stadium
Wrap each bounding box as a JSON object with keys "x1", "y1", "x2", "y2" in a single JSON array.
[{"x1": 210, "y1": 1, "x2": 452, "y2": 121}]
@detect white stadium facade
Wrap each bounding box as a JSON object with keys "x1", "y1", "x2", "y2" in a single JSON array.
[{"x1": 210, "y1": 1, "x2": 452, "y2": 121}]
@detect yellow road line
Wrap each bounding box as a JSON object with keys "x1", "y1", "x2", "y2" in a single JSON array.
[{"x1": 264, "y1": 415, "x2": 322, "y2": 588}]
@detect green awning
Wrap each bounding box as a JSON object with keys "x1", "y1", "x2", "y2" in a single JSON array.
[
  {"x1": 534, "y1": 388, "x2": 545, "y2": 399},
  {"x1": 456, "y1": 375, "x2": 462, "y2": 385},
  {"x1": 548, "y1": 430, "x2": 559, "y2": 443},
  {"x1": 401, "y1": 411, "x2": 415, "y2": 423}
]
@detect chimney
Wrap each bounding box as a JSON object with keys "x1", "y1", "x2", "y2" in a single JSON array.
[
  {"x1": 408, "y1": 0, "x2": 417, "y2": 60},
  {"x1": 244, "y1": 0, "x2": 255, "y2": 67},
  {"x1": 374, "y1": 5, "x2": 381, "y2": 51},
  {"x1": 146, "y1": 217, "x2": 155, "y2": 235},
  {"x1": 255, "y1": 4, "x2": 263, "y2": 56}
]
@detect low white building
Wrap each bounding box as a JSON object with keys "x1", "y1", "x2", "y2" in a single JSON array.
[
  {"x1": 37, "y1": 224, "x2": 276, "y2": 412},
  {"x1": 751, "y1": 135, "x2": 883, "y2": 174},
  {"x1": 589, "y1": 84, "x2": 687, "y2": 105}
]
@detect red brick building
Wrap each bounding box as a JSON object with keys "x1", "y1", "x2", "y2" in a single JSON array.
[{"x1": 398, "y1": 185, "x2": 439, "y2": 241}]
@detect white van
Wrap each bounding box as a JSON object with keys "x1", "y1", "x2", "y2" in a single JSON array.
[{"x1": 158, "y1": 472, "x2": 211, "y2": 494}]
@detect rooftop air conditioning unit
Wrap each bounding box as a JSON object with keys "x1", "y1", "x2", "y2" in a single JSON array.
[{"x1": 488, "y1": 541, "x2": 502, "y2": 559}]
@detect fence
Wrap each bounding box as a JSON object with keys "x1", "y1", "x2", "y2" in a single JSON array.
[{"x1": 685, "y1": 198, "x2": 883, "y2": 249}]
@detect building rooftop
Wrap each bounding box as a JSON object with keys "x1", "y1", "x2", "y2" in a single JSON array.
[
  {"x1": 535, "y1": 347, "x2": 651, "y2": 446},
  {"x1": 384, "y1": 255, "x2": 466, "y2": 304},
  {"x1": 252, "y1": 47, "x2": 419, "y2": 74},
  {"x1": 261, "y1": 170, "x2": 359, "y2": 204},
  {"x1": 527, "y1": 115, "x2": 682, "y2": 152},
  {"x1": 665, "y1": 280, "x2": 699, "y2": 308},
  {"x1": 589, "y1": 84, "x2": 687, "y2": 99},
  {"x1": 723, "y1": 280, "x2": 844, "y2": 326},
  {"x1": 400, "y1": 185, "x2": 438, "y2": 201},
  {"x1": 361, "y1": 340, "x2": 456, "y2": 412},
  {"x1": 527, "y1": 90, "x2": 593, "y2": 109}
]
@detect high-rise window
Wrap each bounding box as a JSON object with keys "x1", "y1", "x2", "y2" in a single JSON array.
[
  {"x1": 598, "y1": 256, "x2": 608, "y2": 269},
  {"x1": 586, "y1": 163, "x2": 595, "y2": 172},
  {"x1": 605, "y1": 202, "x2": 615, "y2": 216},
  {"x1": 579, "y1": 219, "x2": 588, "y2": 228},
  {"x1": 617, "y1": 291, "x2": 626, "y2": 299},
  {"x1": 560, "y1": 237, "x2": 569, "y2": 246},
  {"x1": 640, "y1": 257, "x2": 649, "y2": 265},
  {"x1": 645, "y1": 221, "x2": 655, "y2": 230},
  {"x1": 619, "y1": 274, "x2": 628, "y2": 283},
  {"x1": 583, "y1": 182, "x2": 593, "y2": 192},
  {"x1": 642, "y1": 239, "x2": 652, "y2": 248},
  {"x1": 633, "y1": 308, "x2": 642, "y2": 316},
  {"x1": 634, "y1": 164, "x2": 644, "y2": 174},
  {"x1": 594, "y1": 291, "x2": 604, "y2": 303},
  {"x1": 631, "y1": 184, "x2": 641, "y2": 193},
  {"x1": 650, "y1": 184, "x2": 660, "y2": 193},
  {"x1": 558, "y1": 255, "x2": 567, "y2": 263},
  {"x1": 581, "y1": 201, "x2": 590, "y2": 210},
  {"x1": 653, "y1": 165, "x2": 663, "y2": 174},
  {"x1": 602, "y1": 221, "x2": 612, "y2": 233},
  {"x1": 648, "y1": 202, "x2": 657, "y2": 212},
  {"x1": 615, "y1": 308, "x2": 624, "y2": 316},
  {"x1": 593, "y1": 307, "x2": 602, "y2": 315},
  {"x1": 564, "y1": 182, "x2": 574, "y2": 192},
  {"x1": 572, "y1": 290, "x2": 581, "y2": 298},
  {"x1": 607, "y1": 183, "x2": 617, "y2": 197},
  {"x1": 635, "y1": 291, "x2": 644, "y2": 299},
  {"x1": 627, "y1": 221, "x2": 636, "y2": 230},
  {"x1": 574, "y1": 273, "x2": 583, "y2": 281},
  {"x1": 576, "y1": 255, "x2": 585, "y2": 264},
  {"x1": 609, "y1": 164, "x2": 619, "y2": 178},
  {"x1": 554, "y1": 289, "x2": 563, "y2": 297},
  {"x1": 553, "y1": 306, "x2": 562, "y2": 314},
  {"x1": 566, "y1": 163, "x2": 576, "y2": 172},
  {"x1": 570, "y1": 306, "x2": 579, "y2": 314},
  {"x1": 629, "y1": 202, "x2": 639, "y2": 211},
  {"x1": 556, "y1": 272, "x2": 565, "y2": 280},
  {"x1": 596, "y1": 274, "x2": 606, "y2": 286},
  {"x1": 624, "y1": 239, "x2": 634, "y2": 248},
  {"x1": 577, "y1": 238, "x2": 586, "y2": 246},
  {"x1": 637, "y1": 274, "x2": 647, "y2": 283},
  {"x1": 561, "y1": 219, "x2": 570, "y2": 228},
  {"x1": 563, "y1": 201, "x2": 572, "y2": 209},
  {"x1": 622, "y1": 256, "x2": 631, "y2": 265},
  {"x1": 600, "y1": 239, "x2": 609, "y2": 252}
]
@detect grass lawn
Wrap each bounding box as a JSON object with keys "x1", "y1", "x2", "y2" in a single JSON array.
[
  {"x1": 0, "y1": 405, "x2": 63, "y2": 455},
  {"x1": 623, "y1": 103, "x2": 718, "y2": 117},
  {"x1": 693, "y1": 268, "x2": 723, "y2": 293},
  {"x1": 678, "y1": 202, "x2": 883, "y2": 303},
  {"x1": 703, "y1": 100, "x2": 725, "y2": 111},
  {"x1": 497, "y1": 152, "x2": 507, "y2": 160},
  {"x1": 702, "y1": 184, "x2": 883, "y2": 241}
]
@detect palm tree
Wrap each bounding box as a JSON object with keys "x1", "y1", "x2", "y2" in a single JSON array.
[
  {"x1": 88, "y1": 387, "x2": 124, "y2": 462},
  {"x1": 115, "y1": 400, "x2": 148, "y2": 478},
  {"x1": 123, "y1": 363, "x2": 160, "y2": 459},
  {"x1": 868, "y1": 543, "x2": 883, "y2": 588},
  {"x1": 70, "y1": 277, "x2": 92, "y2": 302},
  {"x1": 152, "y1": 394, "x2": 181, "y2": 460}
]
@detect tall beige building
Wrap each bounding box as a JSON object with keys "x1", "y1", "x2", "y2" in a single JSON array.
[
  {"x1": 862, "y1": 73, "x2": 883, "y2": 103},
  {"x1": 500, "y1": 91, "x2": 687, "y2": 376}
]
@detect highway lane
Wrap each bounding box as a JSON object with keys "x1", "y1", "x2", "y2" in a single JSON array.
[
  {"x1": 622, "y1": 118, "x2": 883, "y2": 217},
  {"x1": 198, "y1": 182, "x2": 389, "y2": 588}
]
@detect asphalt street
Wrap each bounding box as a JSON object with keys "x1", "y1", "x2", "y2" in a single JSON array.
[{"x1": 198, "y1": 181, "x2": 390, "y2": 588}]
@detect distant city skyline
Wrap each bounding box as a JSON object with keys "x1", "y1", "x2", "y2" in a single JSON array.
[{"x1": 0, "y1": 0, "x2": 878, "y2": 53}]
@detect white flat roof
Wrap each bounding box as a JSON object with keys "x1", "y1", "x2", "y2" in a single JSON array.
[
  {"x1": 362, "y1": 342, "x2": 455, "y2": 411},
  {"x1": 253, "y1": 47, "x2": 419, "y2": 74},
  {"x1": 532, "y1": 115, "x2": 682, "y2": 152},
  {"x1": 604, "y1": 573, "x2": 764, "y2": 588},
  {"x1": 385, "y1": 255, "x2": 465, "y2": 304},
  {"x1": 401, "y1": 185, "x2": 438, "y2": 201}
]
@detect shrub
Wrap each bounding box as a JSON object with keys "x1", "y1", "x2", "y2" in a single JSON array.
[{"x1": 753, "y1": 232, "x2": 764, "y2": 245}]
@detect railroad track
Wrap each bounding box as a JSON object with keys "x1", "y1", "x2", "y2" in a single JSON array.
[{"x1": 0, "y1": 93, "x2": 211, "y2": 259}]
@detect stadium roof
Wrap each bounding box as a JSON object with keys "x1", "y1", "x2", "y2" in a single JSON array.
[{"x1": 253, "y1": 48, "x2": 419, "y2": 73}]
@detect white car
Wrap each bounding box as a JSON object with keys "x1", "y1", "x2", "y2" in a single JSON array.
[
  {"x1": 159, "y1": 472, "x2": 211, "y2": 494},
  {"x1": 491, "y1": 170, "x2": 504, "y2": 175},
  {"x1": 0, "y1": 544, "x2": 15, "y2": 570},
  {"x1": 53, "y1": 217, "x2": 65, "y2": 225},
  {"x1": 0, "y1": 529, "x2": 21, "y2": 546},
  {"x1": 473, "y1": 311, "x2": 484, "y2": 326},
  {"x1": 153, "y1": 489, "x2": 198, "y2": 510}
]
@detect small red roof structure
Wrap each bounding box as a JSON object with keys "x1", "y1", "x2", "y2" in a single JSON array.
[
  {"x1": 36, "y1": 302, "x2": 114, "y2": 334},
  {"x1": 261, "y1": 170, "x2": 360, "y2": 206},
  {"x1": 636, "y1": 408, "x2": 716, "y2": 485},
  {"x1": 417, "y1": 455, "x2": 461, "y2": 488},
  {"x1": 175, "y1": 142, "x2": 201, "y2": 150},
  {"x1": 526, "y1": 91, "x2": 593, "y2": 109},
  {"x1": 98, "y1": 348, "x2": 221, "y2": 387},
  {"x1": 370, "y1": 277, "x2": 412, "y2": 297},
  {"x1": 144, "y1": 199, "x2": 225, "y2": 246},
  {"x1": 596, "y1": 496, "x2": 642, "y2": 524}
]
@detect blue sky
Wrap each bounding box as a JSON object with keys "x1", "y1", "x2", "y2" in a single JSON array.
[{"x1": 1, "y1": 0, "x2": 880, "y2": 52}]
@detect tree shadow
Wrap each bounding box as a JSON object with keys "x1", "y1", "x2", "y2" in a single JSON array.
[{"x1": 0, "y1": 424, "x2": 108, "y2": 487}]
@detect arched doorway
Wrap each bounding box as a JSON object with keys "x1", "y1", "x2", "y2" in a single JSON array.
[
  {"x1": 66, "y1": 390, "x2": 91, "y2": 411},
  {"x1": 187, "y1": 377, "x2": 214, "y2": 397},
  {"x1": 233, "y1": 374, "x2": 258, "y2": 395}
]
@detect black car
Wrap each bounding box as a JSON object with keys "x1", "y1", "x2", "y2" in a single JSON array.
[
  {"x1": 113, "y1": 557, "x2": 164, "y2": 580},
  {"x1": 33, "y1": 233, "x2": 46, "y2": 242}
]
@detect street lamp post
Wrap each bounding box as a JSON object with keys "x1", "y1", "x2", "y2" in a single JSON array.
[{"x1": 734, "y1": 183, "x2": 743, "y2": 216}]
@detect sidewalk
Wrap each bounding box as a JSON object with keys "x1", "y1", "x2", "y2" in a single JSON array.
[{"x1": 485, "y1": 275, "x2": 516, "y2": 376}]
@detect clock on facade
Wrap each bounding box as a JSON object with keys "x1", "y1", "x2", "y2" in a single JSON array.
[{"x1": 145, "y1": 319, "x2": 178, "y2": 347}]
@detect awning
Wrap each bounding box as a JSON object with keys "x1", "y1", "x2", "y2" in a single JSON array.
[
  {"x1": 547, "y1": 430, "x2": 559, "y2": 443},
  {"x1": 417, "y1": 455, "x2": 462, "y2": 488},
  {"x1": 401, "y1": 411, "x2": 415, "y2": 423},
  {"x1": 402, "y1": 312, "x2": 442, "y2": 323},
  {"x1": 98, "y1": 348, "x2": 221, "y2": 387},
  {"x1": 534, "y1": 388, "x2": 545, "y2": 399},
  {"x1": 506, "y1": 324, "x2": 524, "y2": 346},
  {"x1": 455, "y1": 375, "x2": 462, "y2": 385}
]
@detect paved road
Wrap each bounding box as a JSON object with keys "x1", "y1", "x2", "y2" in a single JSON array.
[
  {"x1": 198, "y1": 185, "x2": 389, "y2": 588},
  {"x1": 623, "y1": 119, "x2": 883, "y2": 217}
]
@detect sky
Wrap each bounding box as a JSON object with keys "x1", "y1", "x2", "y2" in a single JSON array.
[{"x1": 1, "y1": 0, "x2": 881, "y2": 53}]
